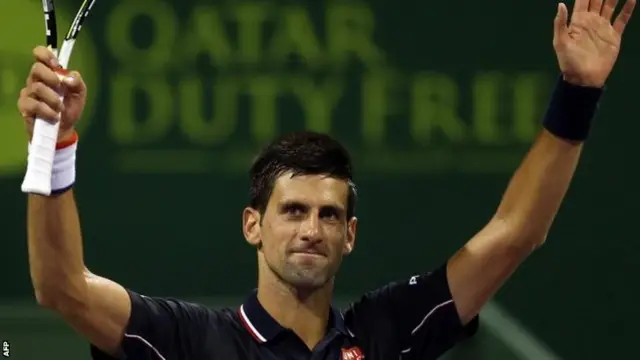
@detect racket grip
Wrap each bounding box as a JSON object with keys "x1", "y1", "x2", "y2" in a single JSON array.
[
  {"x1": 21, "y1": 116, "x2": 61, "y2": 196},
  {"x1": 22, "y1": 67, "x2": 70, "y2": 195}
]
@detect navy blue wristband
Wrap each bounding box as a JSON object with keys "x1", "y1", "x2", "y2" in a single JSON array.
[{"x1": 542, "y1": 76, "x2": 604, "y2": 141}]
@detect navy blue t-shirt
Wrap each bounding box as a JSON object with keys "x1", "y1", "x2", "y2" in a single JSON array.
[{"x1": 91, "y1": 264, "x2": 478, "y2": 360}]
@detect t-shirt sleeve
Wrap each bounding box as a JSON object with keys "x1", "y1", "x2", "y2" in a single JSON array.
[
  {"x1": 345, "y1": 263, "x2": 478, "y2": 359},
  {"x1": 90, "y1": 290, "x2": 212, "y2": 360}
]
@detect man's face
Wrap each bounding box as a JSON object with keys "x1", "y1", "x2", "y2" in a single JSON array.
[{"x1": 243, "y1": 173, "x2": 357, "y2": 290}]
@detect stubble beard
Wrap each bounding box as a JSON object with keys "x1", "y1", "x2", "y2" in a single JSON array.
[{"x1": 269, "y1": 257, "x2": 339, "y2": 291}]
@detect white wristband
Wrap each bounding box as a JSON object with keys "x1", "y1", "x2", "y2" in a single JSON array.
[{"x1": 27, "y1": 138, "x2": 77, "y2": 194}]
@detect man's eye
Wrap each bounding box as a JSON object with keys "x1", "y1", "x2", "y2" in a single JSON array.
[
  {"x1": 284, "y1": 205, "x2": 305, "y2": 216},
  {"x1": 319, "y1": 208, "x2": 340, "y2": 221}
]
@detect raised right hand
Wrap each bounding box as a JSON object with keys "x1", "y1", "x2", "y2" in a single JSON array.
[{"x1": 17, "y1": 45, "x2": 87, "y2": 141}]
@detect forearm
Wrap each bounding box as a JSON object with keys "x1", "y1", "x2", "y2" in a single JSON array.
[
  {"x1": 493, "y1": 129, "x2": 582, "y2": 246},
  {"x1": 28, "y1": 190, "x2": 88, "y2": 311},
  {"x1": 445, "y1": 0, "x2": 633, "y2": 325},
  {"x1": 448, "y1": 119, "x2": 586, "y2": 323}
]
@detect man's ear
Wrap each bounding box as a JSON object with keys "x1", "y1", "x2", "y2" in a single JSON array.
[
  {"x1": 243, "y1": 207, "x2": 261, "y2": 247},
  {"x1": 343, "y1": 217, "x2": 358, "y2": 255}
]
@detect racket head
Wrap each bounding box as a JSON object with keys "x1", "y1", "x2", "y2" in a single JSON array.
[
  {"x1": 64, "y1": 0, "x2": 97, "y2": 41},
  {"x1": 42, "y1": 0, "x2": 58, "y2": 50}
]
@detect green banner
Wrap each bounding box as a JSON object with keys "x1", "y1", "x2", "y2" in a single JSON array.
[{"x1": 1, "y1": 1, "x2": 638, "y2": 359}]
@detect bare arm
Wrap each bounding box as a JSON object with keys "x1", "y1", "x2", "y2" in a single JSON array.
[
  {"x1": 20, "y1": 46, "x2": 131, "y2": 356},
  {"x1": 448, "y1": 130, "x2": 581, "y2": 324},
  {"x1": 28, "y1": 191, "x2": 131, "y2": 355},
  {"x1": 446, "y1": 0, "x2": 635, "y2": 325},
  {"x1": 21, "y1": 47, "x2": 215, "y2": 360}
]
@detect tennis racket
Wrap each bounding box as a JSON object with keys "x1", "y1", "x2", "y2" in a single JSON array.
[{"x1": 21, "y1": 0, "x2": 97, "y2": 195}]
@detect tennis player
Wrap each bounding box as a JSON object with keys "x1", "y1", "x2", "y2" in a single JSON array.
[{"x1": 17, "y1": 1, "x2": 634, "y2": 359}]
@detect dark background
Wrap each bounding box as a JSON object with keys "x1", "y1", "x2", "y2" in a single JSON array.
[{"x1": 1, "y1": 0, "x2": 638, "y2": 359}]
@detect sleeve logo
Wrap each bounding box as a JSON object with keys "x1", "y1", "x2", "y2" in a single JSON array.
[{"x1": 409, "y1": 275, "x2": 420, "y2": 285}]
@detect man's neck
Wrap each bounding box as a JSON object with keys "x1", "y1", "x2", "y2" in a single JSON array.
[{"x1": 257, "y1": 276, "x2": 334, "y2": 350}]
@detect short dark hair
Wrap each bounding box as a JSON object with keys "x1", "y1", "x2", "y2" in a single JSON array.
[{"x1": 249, "y1": 131, "x2": 357, "y2": 219}]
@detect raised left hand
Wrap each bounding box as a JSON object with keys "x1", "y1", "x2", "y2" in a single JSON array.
[{"x1": 554, "y1": 0, "x2": 636, "y2": 87}]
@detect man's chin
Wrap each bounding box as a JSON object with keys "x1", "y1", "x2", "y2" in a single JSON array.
[{"x1": 282, "y1": 267, "x2": 331, "y2": 290}]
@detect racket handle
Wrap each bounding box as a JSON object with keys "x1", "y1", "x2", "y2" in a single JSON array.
[
  {"x1": 21, "y1": 106, "x2": 62, "y2": 196},
  {"x1": 21, "y1": 58, "x2": 72, "y2": 195}
]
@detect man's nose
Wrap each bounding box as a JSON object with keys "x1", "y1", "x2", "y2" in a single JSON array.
[{"x1": 299, "y1": 214, "x2": 321, "y2": 241}]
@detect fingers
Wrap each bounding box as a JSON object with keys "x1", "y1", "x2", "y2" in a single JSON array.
[
  {"x1": 27, "y1": 62, "x2": 61, "y2": 88},
  {"x1": 63, "y1": 71, "x2": 87, "y2": 95},
  {"x1": 574, "y1": 0, "x2": 590, "y2": 13},
  {"x1": 601, "y1": 0, "x2": 620, "y2": 20},
  {"x1": 554, "y1": 3, "x2": 569, "y2": 45},
  {"x1": 27, "y1": 45, "x2": 86, "y2": 95},
  {"x1": 32, "y1": 45, "x2": 60, "y2": 69},
  {"x1": 18, "y1": 45, "x2": 86, "y2": 127},
  {"x1": 613, "y1": 0, "x2": 636, "y2": 34},
  {"x1": 589, "y1": 0, "x2": 604, "y2": 13},
  {"x1": 30, "y1": 81, "x2": 64, "y2": 111},
  {"x1": 18, "y1": 89, "x2": 60, "y2": 123},
  {"x1": 18, "y1": 89, "x2": 33, "y2": 121}
]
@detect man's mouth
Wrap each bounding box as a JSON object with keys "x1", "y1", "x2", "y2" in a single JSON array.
[{"x1": 290, "y1": 249, "x2": 326, "y2": 257}]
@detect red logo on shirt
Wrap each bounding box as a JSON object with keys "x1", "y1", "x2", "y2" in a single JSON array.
[{"x1": 341, "y1": 346, "x2": 364, "y2": 360}]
